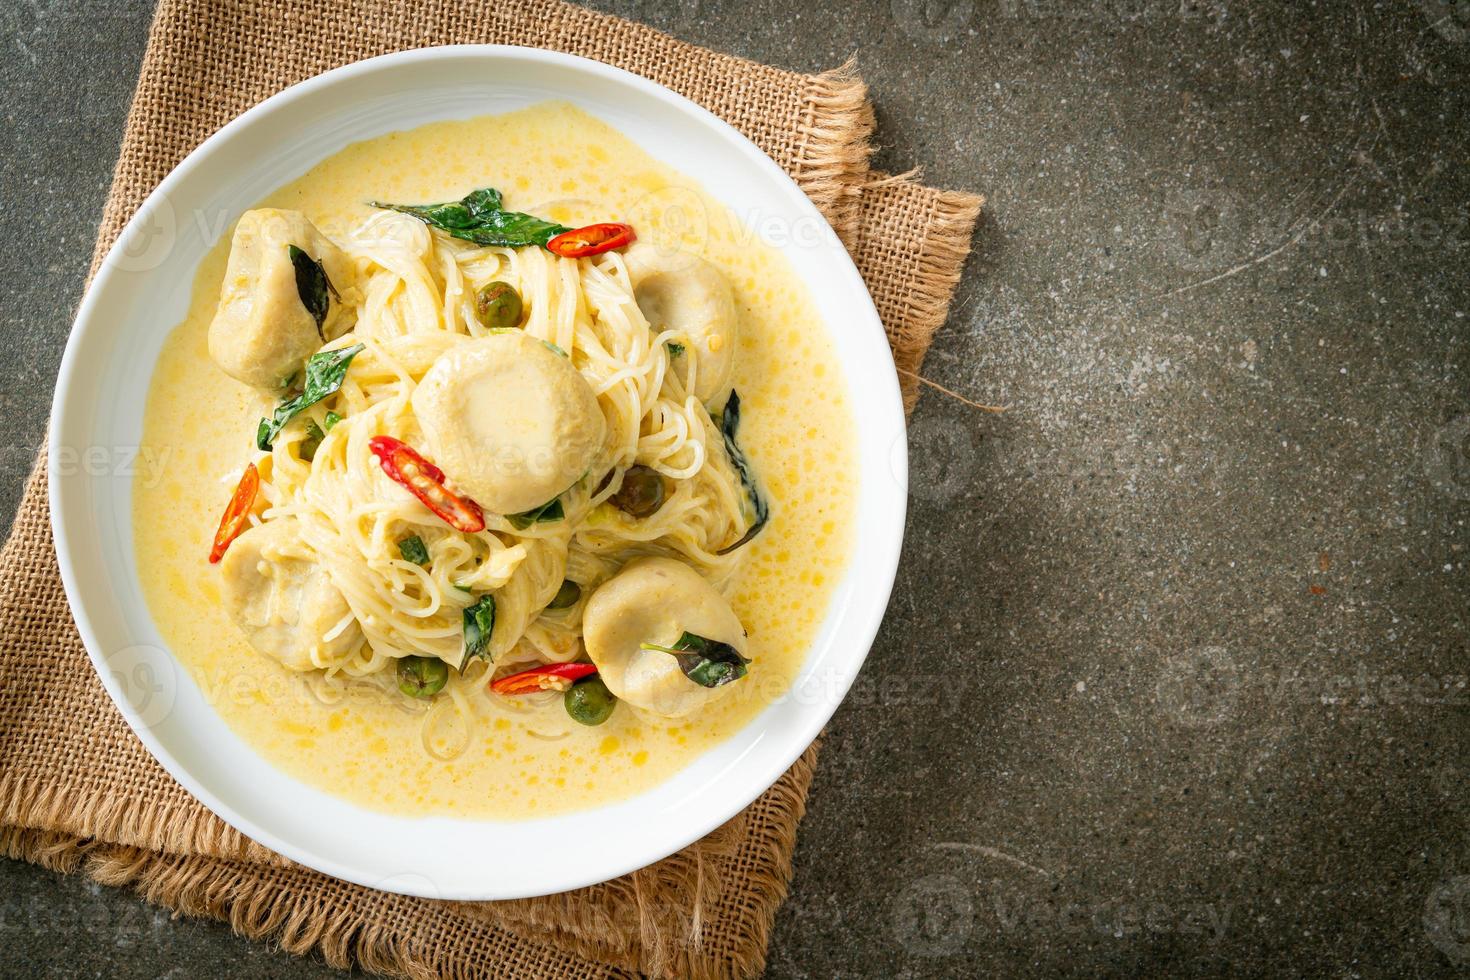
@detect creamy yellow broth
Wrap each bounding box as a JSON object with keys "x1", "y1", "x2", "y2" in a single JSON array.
[{"x1": 134, "y1": 103, "x2": 856, "y2": 819}]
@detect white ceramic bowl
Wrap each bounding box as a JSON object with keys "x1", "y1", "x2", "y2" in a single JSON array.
[{"x1": 49, "y1": 46, "x2": 906, "y2": 900}]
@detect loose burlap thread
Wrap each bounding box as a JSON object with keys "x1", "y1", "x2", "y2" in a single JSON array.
[{"x1": 0, "y1": 1, "x2": 982, "y2": 976}]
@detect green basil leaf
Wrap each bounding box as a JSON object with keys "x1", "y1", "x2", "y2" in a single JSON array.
[
  {"x1": 371, "y1": 186, "x2": 571, "y2": 248},
  {"x1": 666, "y1": 341, "x2": 686, "y2": 356},
  {"x1": 300, "y1": 418, "x2": 326, "y2": 461},
  {"x1": 506, "y1": 497, "x2": 565, "y2": 530},
  {"x1": 398, "y1": 535, "x2": 430, "y2": 566},
  {"x1": 323, "y1": 410, "x2": 343, "y2": 431},
  {"x1": 256, "y1": 343, "x2": 364, "y2": 451},
  {"x1": 640, "y1": 631, "x2": 750, "y2": 689},
  {"x1": 714, "y1": 391, "x2": 770, "y2": 554},
  {"x1": 287, "y1": 245, "x2": 334, "y2": 340},
  {"x1": 461, "y1": 594, "x2": 496, "y2": 670}
]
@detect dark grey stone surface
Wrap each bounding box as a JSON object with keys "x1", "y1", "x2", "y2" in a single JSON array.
[{"x1": 2, "y1": 0, "x2": 1468, "y2": 976}]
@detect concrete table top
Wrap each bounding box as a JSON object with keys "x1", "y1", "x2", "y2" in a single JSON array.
[{"x1": 2, "y1": 0, "x2": 1467, "y2": 976}]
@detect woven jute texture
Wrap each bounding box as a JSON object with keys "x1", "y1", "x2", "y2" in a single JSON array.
[{"x1": 0, "y1": 1, "x2": 982, "y2": 977}]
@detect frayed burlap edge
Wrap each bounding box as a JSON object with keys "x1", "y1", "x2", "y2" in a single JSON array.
[
  {"x1": 900, "y1": 188, "x2": 985, "y2": 412},
  {"x1": 0, "y1": 768, "x2": 281, "y2": 868},
  {"x1": 469, "y1": 741, "x2": 821, "y2": 979},
  {"x1": 862, "y1": 174, "x2": 984, "y2": 412},
  {"x1": 1, "y1": 741, "x2": 822, "y2": 979},
  {"x1": 0, "y1": 455, "x2": 284, "y2": 868},
  {"x1": 793, "y1": 60, "x2": 874, "y2": 248},
  {"x1": 1, "y1": 826, "x2": 633, "y2": 980}
]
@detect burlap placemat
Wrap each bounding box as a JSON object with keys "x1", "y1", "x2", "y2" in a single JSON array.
[{"x1": 0, "y1": 1, "x2": 982, "y2": 976}]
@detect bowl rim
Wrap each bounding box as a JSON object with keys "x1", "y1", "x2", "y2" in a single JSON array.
[{"x1": 48, "y1": 43, "x2": 907, "y2": 899}]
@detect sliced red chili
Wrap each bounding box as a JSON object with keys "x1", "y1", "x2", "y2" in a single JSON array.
[
  {"x1": 490, "y1": 662, "x2": 598, "y2": 695},
  {"x1": 368, "y1": 436, "x2": 485, "y2": 533},
  {"x1": 546, "y1": 222, "x2": 636, "y2": 258},
  {"x1": 208, "y1": 462, "x2": 259, "y2": 564}
]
